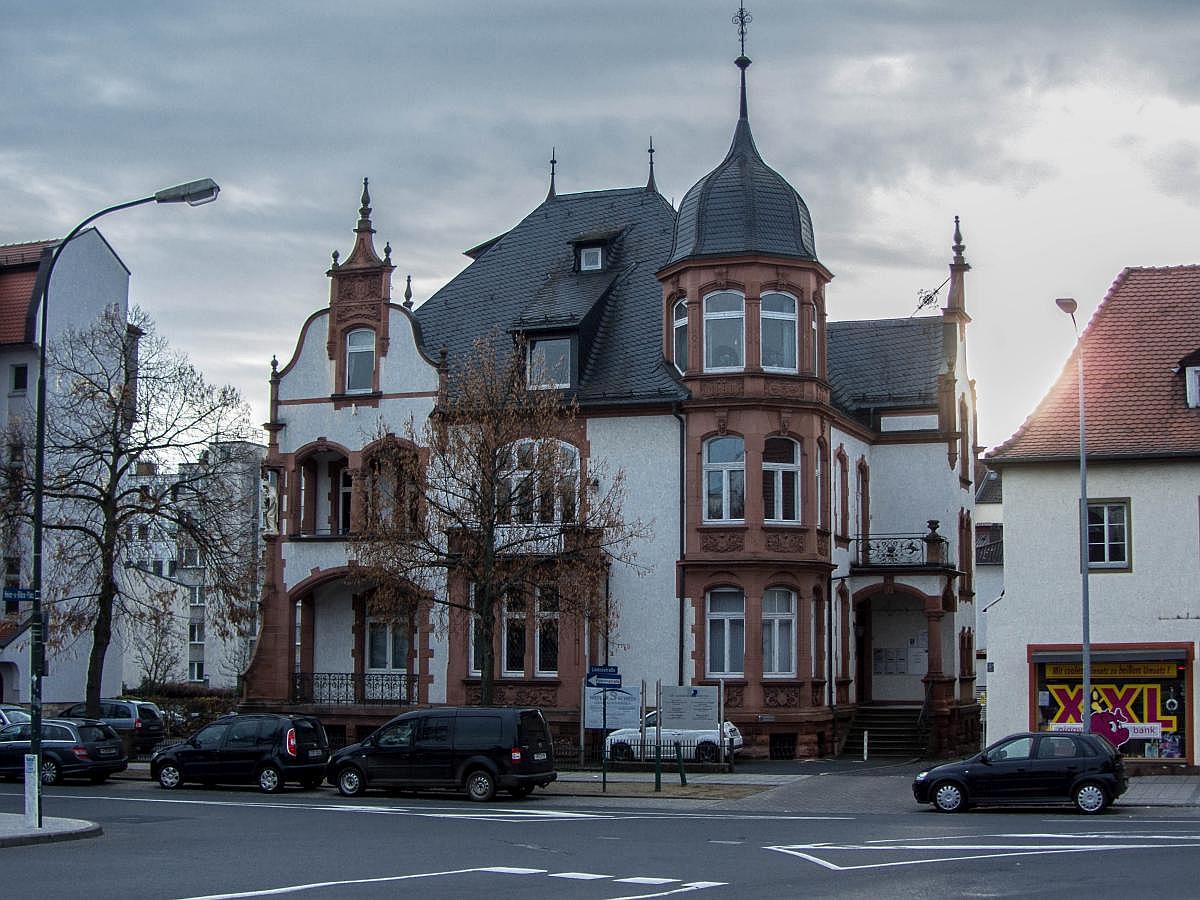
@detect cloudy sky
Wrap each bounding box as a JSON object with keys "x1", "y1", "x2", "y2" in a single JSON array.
[{"x1": 4, "y1": 1, "x2": 1200, "y2": 448}]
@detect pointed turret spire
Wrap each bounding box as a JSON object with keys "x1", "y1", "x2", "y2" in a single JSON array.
[
  {"x1": 646, "y1": 137, "x2": 657, "y2": 193},
  {"x1": 733, "y1": 5, "x2": 753, "y2": 120},
  {"x1": 945, "y1": 215, "x2": 971, "y2": 325},
  {"x1": 357, "y1": 177, "x2": 373, "y2": 233},
  {"x1": 546, "y1": 148, "x2": 557, "y2": 201},
  {"x1": 952, "y1": 215, "x2": 965, "y2": 265}
]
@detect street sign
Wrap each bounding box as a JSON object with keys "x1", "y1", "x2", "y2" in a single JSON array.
[
  {"x1": 2, "y1": 587, "x2": 35, "y2": 602},
  {"x1": 586, "y1": 665, "x2": 621, "y2": 688}
]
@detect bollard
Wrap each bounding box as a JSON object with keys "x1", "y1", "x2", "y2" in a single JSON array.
[
  {"x1": 862, "y1": 730, "x2": 868, "y2": 761},
  {"x1": 675, "y1": 741, "x2": 687, "y2": 786},
  {"x1": 655, "y1": 741, "x2": 662, "y2": 792},
  {"x1": 602, "y1": 741, "x2": 608, "y2": 793},
  {"x1": 727, "y1": 736, "x2": 735, "y2": 773}
]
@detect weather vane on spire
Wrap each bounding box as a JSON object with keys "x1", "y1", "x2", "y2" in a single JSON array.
[{"x1": 733, "y1": 4, "x2": 752, "y2": 57}]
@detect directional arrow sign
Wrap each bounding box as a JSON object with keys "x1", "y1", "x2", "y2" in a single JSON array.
[{"x1": 586, "y1": 665, "x2": 621, "y2": 688}]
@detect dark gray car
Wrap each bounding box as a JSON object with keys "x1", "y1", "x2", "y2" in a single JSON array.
[
  {"x1": 0, "y1": 717, "x2": 127, "y2": 784},
  {"x1": 59, "y1": 698, "x2": 166, "y2": 753}
]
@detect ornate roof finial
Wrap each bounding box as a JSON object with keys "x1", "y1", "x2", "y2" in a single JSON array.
[
  {"x1": 952, "y1": 215, "x2": 965, "y2": 264},
  {"x1": 356, "y1": 176, "x2": 374, "y2": 233},
  {"x1": 546, "y1": 147, "x2": 557, "y2": 201},
  {"x1": 646, "y1": 137, "x2": 657, "y2": 193},
  {"x1": 404, "y1": 274, "x2": 413, "y2": 308},
  {"x1": 384, "y1": 241, "x2": 392, "y2": 264},
  {"x1": 270, "y1": 354, "x2": 278, "y2": 374},
  {"x1": 733, "y1": 4, "x2": 753, "y2": 120},
  {"x1": 331, "y1": 249, "x2": 339, "y2": 268}
]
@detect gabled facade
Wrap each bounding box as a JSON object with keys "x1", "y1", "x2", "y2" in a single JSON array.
[
  {"x1": 0, "y1": 230, "x2": 131, "y2": 703},
  {"x1": 244, "y1": 53, "x2": 981, "y2": 756},
  {"x1": 987, "y1": 266, "x2": 1200, "y2": 767}
]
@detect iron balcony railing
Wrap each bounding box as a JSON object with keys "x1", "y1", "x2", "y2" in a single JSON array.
[
  {"x1": 292, "y1": 672, "x2": 417, "y2": 705},
  {"x1": 854, "y1": 522, "x2": 950, "y2": 568}
]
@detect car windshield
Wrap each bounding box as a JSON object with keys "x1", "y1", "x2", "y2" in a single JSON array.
[{"x1": 2, "y1": 709, "x2": 30, "y2": 723}]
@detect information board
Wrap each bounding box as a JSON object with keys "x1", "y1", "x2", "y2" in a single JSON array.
[
  {"x1": 583, "y1": 686, "x2": 640, "y2": 730},
  {"x1": 660, "y1": 685, "x2": 719, "y2": 729}
]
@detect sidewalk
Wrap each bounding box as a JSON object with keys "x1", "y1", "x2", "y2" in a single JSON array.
[{"x1": 5, "y1": 764, "x2": 1197, "y2": 848}]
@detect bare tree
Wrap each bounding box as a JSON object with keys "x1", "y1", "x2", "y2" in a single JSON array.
[
  {"x1": 353, "y1": 333, "x2": 648, "y2": 705},
  {"x1": 127, "y1": 587, "x2": 185, "y2": 690},
  {"x1": 2, "y1": 305, "x2": 258, "y2": 716}
]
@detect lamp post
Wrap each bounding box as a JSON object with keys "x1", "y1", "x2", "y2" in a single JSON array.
[
  {"x1": 26, "y1": 178, "x2": 219, "y2": 828},
  {"x1": 1055, "y1": 297, "x2": 1091, "y2": 734}
]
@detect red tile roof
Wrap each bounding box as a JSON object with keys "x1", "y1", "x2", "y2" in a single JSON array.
[
  {"x1": 0, "y1": 239, "x2": 56, "y2": 345},
  {"x1": 989, "y1": 266, "x2": 1200, "y2": 463}
]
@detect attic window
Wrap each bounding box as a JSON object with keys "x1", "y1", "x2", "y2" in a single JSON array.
[
  {"x1": 1187, "y1": 366, "x2": 1200, "y2": 409},
  {"x1": 579, "y1": 247, "x2": 603, "y2": 271},
  {"x1": 529, "y1": 338, "x2": 571, "y2": 389}
]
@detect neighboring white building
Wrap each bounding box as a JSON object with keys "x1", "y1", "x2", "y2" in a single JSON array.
[
  {"x1": 245, "y1": 46, "x2": 982, "y2": 758},
  {"x1": 0, "y1": 230, "x2": 130, "y2": 703},
  {"x1": 987, "y1": 266, "x2": 1200, "y2": 768},
  {"x1": 974, "y1": 465, "x2": 1003, "y2": 699}
]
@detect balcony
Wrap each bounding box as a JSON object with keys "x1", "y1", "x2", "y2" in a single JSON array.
[
  {"x1": 852, "y1": 521, "x2": 950, "y2": 570},
  {"x1": 291, "y1": 672, "x2": 418, "y2": 705}
]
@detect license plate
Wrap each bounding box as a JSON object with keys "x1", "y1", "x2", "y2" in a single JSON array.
[
  {"x1": 533, "y1": 752, "x2": 547, "y2": 761},
  {"x1": 98, "y1": 748, "x2": 116, "y2": 757},
  {"x1": 308, "y1": 749, "x2": 323, "y2": 758}
]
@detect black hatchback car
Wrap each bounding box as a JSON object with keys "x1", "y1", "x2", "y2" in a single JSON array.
[
  {"x1": 328, "y1": 706, "x2": 557, "y2": 801},
  {"x1": 913, "y1": 731, "x2": 1128, "y2": 814},
  {"x1": 151, "y1": 714, "x2": 330, "y2": 793},
  {"x1": 0, "y1": 718, "x2": 127, "y2": 785}
]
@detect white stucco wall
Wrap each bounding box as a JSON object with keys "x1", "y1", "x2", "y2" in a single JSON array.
[
  {"x1": 986, "y1": 459, "x2": 1200, "y2": 741},
  {"x1": 312, "y1": 585, "x2": 354, "y2": 672},
  {"x1": 587, "y1": 414, "x2": 681, "y2": 692}
]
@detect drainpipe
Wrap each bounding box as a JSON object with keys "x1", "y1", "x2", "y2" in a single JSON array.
[
  {"x1": 674, "y1": 404, "x2": 686, "y2": 685},
  {"x1": 829, "y1": 572, "x2": 836, "y2": 754}
]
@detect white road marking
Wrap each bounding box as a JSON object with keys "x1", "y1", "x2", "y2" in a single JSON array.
[
  {"x1": 707, "y1": 839, "x2": 743, "y2": 844},
  {"x1": 549, "y1": 872, "x2": 614, "y2": 879},
  {"x1": 606, "y1": 883, "x2": 727, "y2": 900},
  {"x1": 174, "y1": 866, "x2": 537, "y2": 899},
  {"x1": 615, "y1": 876, "x2": 681, "y2": 884}
]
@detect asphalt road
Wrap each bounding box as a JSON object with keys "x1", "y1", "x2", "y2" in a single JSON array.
[{"x1": 3, "y1": 775, "x2": 1199, "y2": 899}]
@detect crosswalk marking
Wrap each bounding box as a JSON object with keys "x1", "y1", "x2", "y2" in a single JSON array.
[
  {"x1": 548, "y1": 872, "x2": 613, "y2": 880},
  {"x1": 615, "y1": 877, "x2": 681, "y2": 884}
]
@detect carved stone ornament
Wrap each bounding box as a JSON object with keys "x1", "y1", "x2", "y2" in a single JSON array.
[
  {"x1": 715, "y1": 410, "x2": 728, "y2": 435},
  {"x1": 765, "y1": 532, "x2": 804, "y2": 554},
  {"x1": 765, "y1": 381, "x2": 803, "y2": 399},
  {"x1": 467, "y1": 683, "x2": 558, "y2": 707},
  {"x1": 817, "y1": 533, "x2": 830, "y2": 556},
  {"x1": 336, "y1": 300, "x2": 382, "y2": 323},
  {"x1": 763, "y1": 685, "x2": 800, "y2": 708},
  {"x1": 337, "y1": 275, "x2": 377, "y2": 304},
  {"x1": 723, "y1": 684, "x2": 745, "y2": 708},
  {"x1": 700, "y1": 379, "x2": 744, "y2": 399},
  {"x1": 779, "y1": 411, "x2": 790, "y2": 434},
  {"x1": 700, "y1": 531, "x2": 744, "y2": 553}
]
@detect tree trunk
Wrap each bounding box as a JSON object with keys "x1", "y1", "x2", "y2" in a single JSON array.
[
  {"x1": 85, "y1": 569, "x2": 117, "y2": 719},
  {"x1": 478, "y1": 585, "x2": 496, "y2": 705}
]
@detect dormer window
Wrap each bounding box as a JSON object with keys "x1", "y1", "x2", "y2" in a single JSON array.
[
  {"x1": 345, "y1": 329, "x2": 375, "y2": 394},
  {"x1": 529, "y1": 337, "x2": 571, "y2": 389},
  {"x1": 672, "y1": 299, "x2": 688, "y2": 374},
  {"x1": 579, "y1": 246, "x2": 603, "y2": 271}
]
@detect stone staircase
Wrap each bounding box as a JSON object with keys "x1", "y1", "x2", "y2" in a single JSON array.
[{"x1": 840, "y1": 704, "x2": 927, "y2": 758}]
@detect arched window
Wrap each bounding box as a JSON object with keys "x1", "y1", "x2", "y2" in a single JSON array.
[
  {"x1": 501, "y1": 440, "x2": 579, "y2": 525},
  {"x1": 707, "y1": 587, "x2": 745, "y2": 676},
  {"x1": 704, "y1": 436, "x2": 745, "y2": 522},
  {"x1": 345, "y1": 329, "x2": 375, "y2": 394},
  {"x1": 760, "y1": 292, "x2": 798, "y2": 372},
  {"x1": 364, "y1": 444, "x2": 420, "y2": 533},
  {"x1": 703, "y1": 291, "x2": 744, "y2": 371},
  {"x1": 816, "y1": 438, "x2": 828, "y2": 529},
  {"x1": 763, "y1": 437, "x2": 800, "y2": 522},
  {"x1": 834, "y1": 449, "x2": 849, "y2": 538},
  {"x1": 762, "y1": 588, "x2": 796, "y2": 676},
  {"x1": 673, "y1": 299, "x2": 688, "y2": 374}
]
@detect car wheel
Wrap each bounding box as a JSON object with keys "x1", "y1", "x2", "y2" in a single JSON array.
[
  {"x1": 1073, "y1": 781, "x2": 1108, "y2": 814},
  {"x1": 40, "y1": 758, "x2": 61, "y2": 786},
  {"x1": 465, "y1": 768, "x2": 496, "y2": 802},
  {"x1": 932, "y1": 780, "x2": 966, "y2": 813},
  {"x1": 696, "y1": 742, "x2": 719, "y2": 763},
  {"x1": 610, "y1": 742, "x2": 634, "y2": 762},
  {"x1": 301, "y1": 776, "x2": 323, "y2": 790},
  {"x1": 257, "y1": 765, "x2": 284, "y2": 794},
  {"x1": 509, "y1": 784, "x2": 534, "y2": 799},
  {"x1": 336, "y1": 766, "x2": 365, "y2": 797},
  {"x1": 158, "y1": 763, "x2": 182, "y2": 790}
]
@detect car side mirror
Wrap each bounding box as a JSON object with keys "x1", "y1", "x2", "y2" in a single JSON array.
[{"x1": 980, "y1": 754, "x2": 991, "y2": 765}]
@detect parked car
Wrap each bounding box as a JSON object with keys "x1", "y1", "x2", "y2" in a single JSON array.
[
  {"x1": 150, "y1": 713, "x2": 330, "y2": 793},
  {"x1": 605, "y1": 710, "x2": 743, "y2": 762},
  {"x1": 913, "y1": 731, "x2": 1128, "y2": 814},
  {"x1": 0, "y1": 718, "x2": 127, "y2": 785},
  {"x1": 59, "y1": 698, "x2": 166, "y2": 753},
  {"x1": 0, "y1": 704, "x2": 30, "y2": 728},
  {"x1": 327, "y1": 706, "x2": 557, "y2": 802}
]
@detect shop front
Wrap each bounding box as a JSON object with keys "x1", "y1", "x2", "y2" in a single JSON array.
[{"x1": 1028, "y1": 644, "x2": 1193, "y2": 766}]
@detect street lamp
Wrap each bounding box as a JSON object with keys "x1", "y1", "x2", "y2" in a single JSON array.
[
  {"x1": 1055, "y1": 297, "x2": 1091, "y2": 734},
  {"x1": 26, "y1": 178, "x2": 219, "y2": 828}
]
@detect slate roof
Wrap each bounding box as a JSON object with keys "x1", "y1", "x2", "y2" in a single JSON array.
[
  {"x1": 666, "y1": 115, "x2": 816, "y2": 267},
  {"x1": 0, "y1": 238, "x2": 55, "y2": 345},
  {"x1": 975, "y1": 466, "x2": 1002, "y2": 504},
  {"x1": 414, "y1": 187, "x2": 687, "y2": 407},
  {"x1": 825, "y1": 317, "x2": 945, "y2": 416},
  {"x1": 989, "y1": 266, "x2": 1200, "y2": 463}
]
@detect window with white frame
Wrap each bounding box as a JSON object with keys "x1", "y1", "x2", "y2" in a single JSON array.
[
  {"x1": 579, "y1": 246, "x2": 603, "y2": 271},
  {"x1": 703, "y1": 291, "x2": 744, "y2": 371},
  {"x1": 528, "y1": 338, "x2": 571, "y2": 389},
  {"x1": 704, "y1": 436, "x2": 745, "y2": 522},
  {"x1": 763, "y1": 437, "x2": 800, "y2": 522},
  {"x1": 760, "y1": 292, "x2": 798, "y2": 371},
  {"x1": 181, "y1": 545, "x2": 200, "y2": 568},
  {"x1": 811, "y1": 305, "x2": 819, "y2": 372},
  {"x1": 707, "y1": 588, "x2": 745, "y2": 676},
  {"x1": 188, "y1": 660, "x2": 205, "y2": 682},
  {"x1": 1087, "y1": 501, "x2": 1130, "y2": 569},
  {"x1": 345, "y1": 329, "x2": 375, "y2": 394},
  {"x1": 468, "y1": 585, "x2": 485, "y2": 676},
  {"x1": 187, "y1": 584, "x2": 205, "y2": 606},
  {"x1": 762, "y1": 588, "x2": 796, "y2": 676},
  {"x1": 535, "y1": 587, "x2": 559, "y2": 676},
  {"x1": 188, "y1": 620, "x2": 205, "y2": 644},
  {"x1": 502, "y1": 594, "x2": 526, "y2": 677},
  {"x1": 673, "y1": 299, "x2": 688, "y2": 374},
  {"x1": 366, "y1": 619, "x2": 409, "y2": 671},
  {"x1": 834, "y1": 452, "x2": 849, "y2": 538},
  {"x1": 339, "y1": 469, "x2": 353, "y2": 534},
  {"x1": 503, "y1": 440, "x2": 578, "y2": 525},
  {"x1": 1187, "y1": 366, "x2": 1200, "y2": 408}
]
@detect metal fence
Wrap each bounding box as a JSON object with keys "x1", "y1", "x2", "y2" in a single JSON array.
[
  {"x1": 291, "y1": 672, "x2": 418, "y2": 705},
  {"x1": 556, "y1": 734, "x2": 739, "y2": 771}
]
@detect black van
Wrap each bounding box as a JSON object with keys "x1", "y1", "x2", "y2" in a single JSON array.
[
  {"x1": 151, "y1": 713, "x2": 330, "y2": 793},
  {"x1": 327, "y1": 707, "x2": 557, "y2": 801}
]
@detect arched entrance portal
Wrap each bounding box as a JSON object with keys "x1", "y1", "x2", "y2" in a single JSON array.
[{"x1": 854, "y1": 591, "x2": 931, "y2": 704}]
